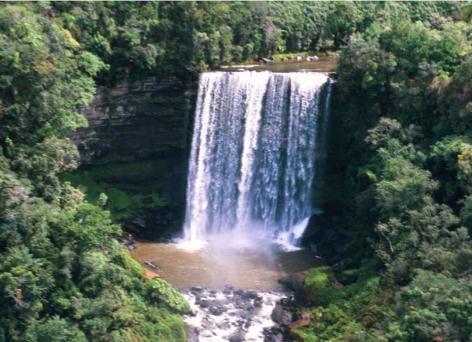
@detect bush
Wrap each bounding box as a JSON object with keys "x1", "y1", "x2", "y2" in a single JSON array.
[
  {"x1": 304, "y1": 266, "x2": 340, "y2": 306},
  {"x1": 147, "y1": 279, "x2": 190, "y2": 314}
]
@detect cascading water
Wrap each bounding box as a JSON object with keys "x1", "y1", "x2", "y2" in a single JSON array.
[{"x1": 182, "y1": 71, "x2": 330, "y2": 250}]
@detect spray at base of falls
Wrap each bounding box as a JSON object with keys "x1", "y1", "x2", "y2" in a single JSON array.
[{"x1": 182, "y1": 71, "x2": 331, "y2": 250}]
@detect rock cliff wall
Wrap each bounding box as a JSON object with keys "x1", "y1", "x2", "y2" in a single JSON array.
[
  {"x1": 73, "y1": 76, "x2": 195, "y2": 164},
  {"x1": 68, "y1": 77, "x2": 196, "y2": 235}
]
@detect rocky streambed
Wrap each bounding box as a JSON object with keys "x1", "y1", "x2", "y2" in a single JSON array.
[
  {"x1": 182, "y1": 285, "x2": 310, "y2": 342},
  {"x1": 130, "y1": 240, "x2": 321, "y2": 341}
]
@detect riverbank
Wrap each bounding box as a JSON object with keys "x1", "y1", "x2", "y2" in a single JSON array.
[{"x1": 219, "y1": 55, "x2": 337, "y2": 73}]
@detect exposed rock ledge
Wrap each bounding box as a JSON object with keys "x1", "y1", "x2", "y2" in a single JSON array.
[{"x1": 72, "y1": 76, "x2": 196, "y2": 165}]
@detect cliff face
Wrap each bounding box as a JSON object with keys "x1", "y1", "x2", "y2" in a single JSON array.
[
  {"x1": 68, "y1": 77, "x2": 196, "y2": 236},
  {"x1": 73, "y1": 76, "x2": 195, "y2": 165}
]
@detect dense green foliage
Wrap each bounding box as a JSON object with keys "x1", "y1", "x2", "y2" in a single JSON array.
[
  {"x1": 294, "y1": 263, "x2": 382, "y2": 341},
  {"x1": 304, "y1": 3, "x2": 472, "y2": 341},
  {"x1": 0, "y1": 4, "x2": 189, "y2": 341},
  {"x1": 42, "y1": 1, "x2": 460, "y2": 83},
  {"x1": 61, "y1": 161, "x2": 167, "y2": 221},
  {"x1": 0, "y1": 1, "x2": 469, "y2": 341}
]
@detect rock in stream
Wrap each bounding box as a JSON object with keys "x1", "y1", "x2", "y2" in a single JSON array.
[{"x1": 182, "y1": 287, "x2": 290, "y2": 341}]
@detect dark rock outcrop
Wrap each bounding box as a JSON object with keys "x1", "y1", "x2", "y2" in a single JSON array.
[
  {"x1": 271, "y1": 302, "x2": 293, "y2": 326},
  {"x1": 278, "y1": 272, "x2": 307, "y2": 303},
  {"x1": 73, "y1": 76, "x2": 195, "y2": 165}
]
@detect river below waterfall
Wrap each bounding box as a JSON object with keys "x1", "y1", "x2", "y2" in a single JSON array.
[{"x1": 131, "y1": 240, "x2": 321, "y2": 341}]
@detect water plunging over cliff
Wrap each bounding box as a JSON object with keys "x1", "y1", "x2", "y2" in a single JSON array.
[{"x1": 182, "y1": 71, "x2": 330, "y2": 249}]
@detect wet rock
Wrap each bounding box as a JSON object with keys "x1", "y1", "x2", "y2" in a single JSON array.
[
  {"x1": 209, "y1": 305, "x2": 226, "y2": 315},
  {"x1": 217, "y1": 321, "x2": 231, "y2": 330},
  {"x1": 241, "y1": 310, "x2": 254, "y2": 320},
  {"x1": 271, "y1": 303, "x2": 293, "y2": 326},
  {"x1": 263, "y1": 327, "x2": 285, "y2": 342},
  {"x1": 306, "y1": 55, "x2": 319, "y2": 62},
  {"x1": 201, "y1": 319, "x2": 211, "y2": 328},
  {"x1": 202, "y1": 331, "x2": 213, "y2": 338},
  {"x1": 269, "y1": 332, "x2": 284, "y2": 342},
  {"x1": 191, "y1": 286, "x2": 203, "y2": 293},
  {"x1": 332, "y1": 258, "x2": 360, "y2": 272},
  {"x1": 241, "y1": 290, "x2": 258, "y2": 299},
  {"x1": 132, "y1": 218, "x2": 146, "y2": 228},
  {"x1": 229, "y1": 330, "x2": 245, "y2": 342},
  {"x1": 186, "y1": 327, "x2": 199, "y2": 342},
  {"x1": 234, "y1": 298, "x2": 251, "y2": 310},
  {"x1": 73, "y1": 77, "x2": 192, "y2": 184},
  {"x1": 118, "y1": 232, "x2": 137, "y2": 251},
  {"x1": 234, "y1": 289, "x2": 244, "y2": 296},
  {"x1": 260, "y1": 57, "x2": 274, "y2": 64},
  {"x1": 195, "y1": 299, "x2": 209, "y2": 308},
  {"x1": 144, "y1": 261, "x2": 159, "y2": 270},
  {"x1": 279, "y1": 273, "x2": 306, "y2": 292},
  {"x1": 183, "y1": 288, "x2": 287, "y2": 341},
  {"x1": 278, "y1": 272, "x2": 307, "y2": 303},
  {"x1": 254, "y1": 297, "x2": 263, "y2": 308}
]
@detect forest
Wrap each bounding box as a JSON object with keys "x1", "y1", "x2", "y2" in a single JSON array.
[{"x1": 0, "y1": 1, "x2": 470, "y2": 341}]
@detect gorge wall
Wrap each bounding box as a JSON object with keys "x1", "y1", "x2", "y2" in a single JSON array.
[
  {"x1": 68, "y1": 77, "x2": 196, "y2": 236},
  {"x1": 73, "y1": 76, "x2": 194, "y2": 166}
]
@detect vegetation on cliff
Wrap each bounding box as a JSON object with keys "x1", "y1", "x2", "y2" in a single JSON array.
[{"x1": 0, "y1": 1, "x2": 470, "y2": 341}]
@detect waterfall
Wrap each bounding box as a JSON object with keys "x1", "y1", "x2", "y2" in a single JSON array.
[
  {"x1": 312, "y1": 78, "x2": 333, "y2": 208},
  {"x1": 183, "y1": 71, "x2": 330, "y2": 249}
]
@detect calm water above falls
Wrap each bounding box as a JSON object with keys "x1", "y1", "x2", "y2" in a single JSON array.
[
  {"x1": 183, "y1": 71, "x2": 331, "y2": 250},
  {"x1": 220, "y1": 55, "x2": 337, "y2": 73}
]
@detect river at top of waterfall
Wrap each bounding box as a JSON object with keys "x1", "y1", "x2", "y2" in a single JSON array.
[{"x1": 181, "y1": 71, "x2": 331, "y2": 251}]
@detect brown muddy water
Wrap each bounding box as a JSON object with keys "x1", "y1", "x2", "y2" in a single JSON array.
[{"x1": 131, "y1": 240, "x2": 320, "y2": 289}]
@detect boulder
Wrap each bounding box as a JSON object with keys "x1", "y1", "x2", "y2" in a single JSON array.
[
  {"x1": 263, "y1": 327, "x2": 285, "y2": 342},
  {"x1": 260, "y1": 57, "x2": 274, "y2": 64},
  {"x1": 278, "y1": 272, "x2": 307, "y2": 303},
  {"x1": 190, "y1": 286, "x2": 203, "y2": 293},
  {"x1": 144, "y1": 261, "x2": 159, "y2": 270},
  {"x1": 209, "y1": 305, "x2": 226, "y2": 316},
  {"x1": 241, "y1": 290, "x2": 258, "y2": 299},
  {"x1": 271, "y1": 303, "x2": 293, "y2": 326},
  {"x1": 229, "y1": 330, "x2": 245, "y2": 342}
]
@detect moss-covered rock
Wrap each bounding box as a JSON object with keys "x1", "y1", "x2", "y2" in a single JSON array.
[{"x1": 303, "y1": 266, "x2": 341, "y2": 305}]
